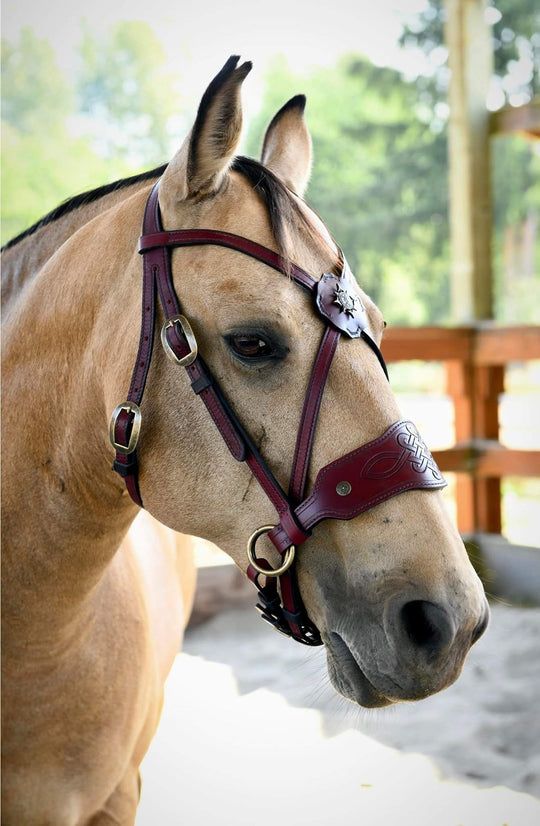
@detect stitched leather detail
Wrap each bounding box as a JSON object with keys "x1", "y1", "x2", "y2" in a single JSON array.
[
  {"x1": 139, "y1": 229, "x2": 317, "y2": 293},
  {"x1": 245, "y1": 454, "x2": 289, "y2": 515},
  {"x1": 289, "y1": 327, "x2": 340, "y2": 503},
  {"x1": 269, "y1": 524, "x2": 295, "y2": 554},
  {"x1": 395, "y1": 424, "x2": 443, "y2": 479},
  {"x1": 197, "y1": 384, "x2": 246, "y2": 461},
  {"x1": 279, "y1": 509, "x2": 311, "y2": 546},
  {"x1": 127, "y1": 264, "x2": 157, "y2": 401},
  {"x1": 268, "y1": 421, "x2": 446, "y2": 553}
]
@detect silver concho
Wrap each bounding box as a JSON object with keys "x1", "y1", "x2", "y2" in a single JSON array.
[{"x1": 333, "y1": 285, "x2": 362, "y2": 317}]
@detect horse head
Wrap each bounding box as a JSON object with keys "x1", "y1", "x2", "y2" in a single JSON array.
[{"x1": 107, "y1": 56, "x2": 488, "y2": 708}]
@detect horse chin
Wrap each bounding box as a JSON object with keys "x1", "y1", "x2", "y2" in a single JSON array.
[{"x1": 324, "y1": 632, "x2": 395, "y2": 709}]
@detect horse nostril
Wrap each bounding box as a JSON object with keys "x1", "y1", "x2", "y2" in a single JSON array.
[
  {"x1": 471, "y1": 603, "x2": 490, "y2": 645},
  {"x1": 400, "y1": 600, "x2": 454, "y2": 657}
]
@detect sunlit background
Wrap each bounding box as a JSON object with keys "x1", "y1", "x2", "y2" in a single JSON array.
[{"x1": 4, "y1": 0, "x2": 537, "y2": 545}]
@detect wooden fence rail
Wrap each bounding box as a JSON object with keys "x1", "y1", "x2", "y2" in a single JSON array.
[{"x1": 382, "y1": 324, "x2": 540, "y2": 535}]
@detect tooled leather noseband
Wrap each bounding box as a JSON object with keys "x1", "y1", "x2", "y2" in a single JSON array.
[{"x1": 110, "y1": 181, "x2": 446, "y2": 646}]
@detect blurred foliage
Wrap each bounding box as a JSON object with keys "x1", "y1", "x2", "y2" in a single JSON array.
[
  {"x1": 1, "y1": 21, "x2": 176, "y2": 244},
  {"x1": 491, "y1": 135, "x2": 540, "y2": 323},
  {"x1": 400, "y1": 0, "x2": 540, "y2": 108},
  {"x1": 398, "y1": 0, "x2": 540, "y2": 325},
  {"x1": 1, "y1": 28, "x2": 73, "y2": 132},
  {"x1": 77, "y1": 21, "x2": 177, "y2": 164},
  {"x1": 246, "y1": 57, "x2": 450, "y2": 324},
  {"x1": 1, "y1": 5, "x2": 538, "y2": 327},
  {"x1": 245, "y1": 0, "x2": 539, "y2": 325},
  {"x1": 1, "y1": 122, "x2": 119, "y2": 245},
  {"x1": 1, "y1": 28, "x2": 122, "y2": 243}
]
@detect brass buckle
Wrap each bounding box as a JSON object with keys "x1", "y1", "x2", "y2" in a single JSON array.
[
  {"x1": 109, "y1": 402, "x2": 142, "y2": 455},
  {"x1": 246, "y1": 525, "x2": 296, "y2": 578},
  {"x1": 161, "y1": 315, "x2": 198, "y2": 367}
]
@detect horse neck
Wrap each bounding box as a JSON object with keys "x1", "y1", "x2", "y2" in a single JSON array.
[
  {"x1": 2, "y1": 175, "x2": 160, "y2": 313},
  {"x1": 1, "y1": 185, "x2": 154, "y2": 633}
]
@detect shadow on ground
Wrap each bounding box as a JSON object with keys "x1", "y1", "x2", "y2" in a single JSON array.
[{"x1": 184, "y1": 603, "x2": 540, "y2": 797}]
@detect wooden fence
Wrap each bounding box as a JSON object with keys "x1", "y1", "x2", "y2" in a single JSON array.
[{"x1": 383, "y1": 324, "x2": 540, "y2": 536}]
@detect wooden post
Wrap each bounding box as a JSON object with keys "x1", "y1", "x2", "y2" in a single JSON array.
[
  {"x1": 446, "y1": 359, "x2": 504, "y2": 534},
  {"x1": 446, "y1": 360, "x2": 475, "y2": 533},
  {"x1": 471, "y1": 364, "x2": 504, "y2": 533},
  {"x1": 445, "y1": 0, "x2": 494, "y2": 321},
  {"x1": 445, "y1": 0, "x2": 501, "y2": 534}
]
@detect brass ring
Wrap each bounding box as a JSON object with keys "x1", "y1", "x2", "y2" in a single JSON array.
[{"x1": 246, "y1": 525, "x2": 296, "y2": 577}]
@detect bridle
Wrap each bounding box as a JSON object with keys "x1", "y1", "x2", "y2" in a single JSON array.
[{"x1": 110, "y1": 181, "x2": 446, "y2": 646}]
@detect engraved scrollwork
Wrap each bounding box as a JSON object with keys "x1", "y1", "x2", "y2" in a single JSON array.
[
  {"x1": 361, "y1": 450, "x2": 409, "y2": 480},
  {"x1": 361, "y1": 424, "x2": 442, "y2": 482}
]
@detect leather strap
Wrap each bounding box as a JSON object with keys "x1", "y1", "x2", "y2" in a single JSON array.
[
  {"x1": 268, "y1": 420, "x2": 445, "y2": 553},
  {"x1": 289, "y1": 327, "x2": 340, "y2": 503},
  {"x1": 112, "y1": 189, "x2": 162, "y2": 503},
  {"x1": 139, "y1": 229, "x2": 317, "y2": 294},
  {"x1": 113, "y1": 413, "x2": 143, "y2": 506}
]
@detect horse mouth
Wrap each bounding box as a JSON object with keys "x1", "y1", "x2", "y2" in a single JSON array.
[{"x1": 324, "y1": 631, "x2": 394, "y2": 709}]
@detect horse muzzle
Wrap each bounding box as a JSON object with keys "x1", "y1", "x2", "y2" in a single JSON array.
[{"x1": 323, "y1": 591, "x2": 490, "y2": 707}]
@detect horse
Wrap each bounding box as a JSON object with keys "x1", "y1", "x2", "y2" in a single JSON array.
[{"x1": 1, "y1": 56, "x2": 489, "y2": 825}]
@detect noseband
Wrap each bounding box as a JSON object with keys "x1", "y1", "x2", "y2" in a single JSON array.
[{"x1": 110, "y1": 182, "x2": 446, "y2": 646}]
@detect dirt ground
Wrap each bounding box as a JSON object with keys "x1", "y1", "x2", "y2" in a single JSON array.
[{"x1": 136, "y1": 603, "x2": 540, "y2": 825}]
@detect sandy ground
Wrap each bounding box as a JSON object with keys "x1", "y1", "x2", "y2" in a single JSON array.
[{"x1": 136, "y1": 603, "x2": 540, "y2": 825}]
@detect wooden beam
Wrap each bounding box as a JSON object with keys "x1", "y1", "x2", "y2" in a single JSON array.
[
  {"x1": 382, "y1": 323, "x2": 540, "y2": 533},
  {"x1": 382, "y1": 326, "x2": 473, "y2": 362},
  {"x1": 434, "y1": 445, "x2": 540, "y2": 477},
  {"x1": 473, "y1": 325, "x2": 540, "y2": 365},
  {"x1": 490, "y1": 100, "x2": 540, "y2": 138},
  {"x1": 382, "y1": 325, "x2": 540, "y2": 365},
  {"x1": 445, "y1": 357, "x2": 503, "y2": 533},
  {"x1": 445, "y1": 0, "x2": 494, "y2": 321}
]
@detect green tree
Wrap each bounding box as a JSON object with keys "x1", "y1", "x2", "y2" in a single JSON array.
[
  {"x1": 400, "y1": 0, "x2": 540, "y2": 108},
  {"x1": 247, "y1": 57, "x2": 450, "y2": 324},
  {"x1": 77, "y1": 21, "x2": 178, "y2": 165},
  {"x1": 1, "y1": 29, "x2": 121, "y2": 245},
  {"x1": 400, "y1": 0, "x2": 540, "y2": 323},
  {"x1": 1, "y1": 27, "x2": 73, "y2": 134},
  {"x1": 1, "y1": 22, "x2": 180, "y2": 244},
  {"x1": 1, "y1": 123, "x2": 121, "y2": 244}
]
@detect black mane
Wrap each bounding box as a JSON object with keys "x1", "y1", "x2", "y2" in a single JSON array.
[
  {"x1": 2, "y1": 157, "x2": 322, "y2": 262},
  {"x1": 1, "y1": 165, "x2": 167, "y2": 251}
]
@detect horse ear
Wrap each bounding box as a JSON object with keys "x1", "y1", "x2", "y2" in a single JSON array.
[
  {"x1": 261, "y1": 95, "x2": 312, "y2": 197},
  {"x1": 160, "y1": 56, "x2": 252, "y2": 208}
]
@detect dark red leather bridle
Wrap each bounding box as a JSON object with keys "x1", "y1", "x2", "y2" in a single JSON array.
[{"x1": 110, "y1": 181, "x2": 446, "y2": 646}]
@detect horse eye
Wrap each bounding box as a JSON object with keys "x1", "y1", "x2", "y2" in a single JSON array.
[{"x1": 227, "y1": 334, "x2": 275, "y2": 360}]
